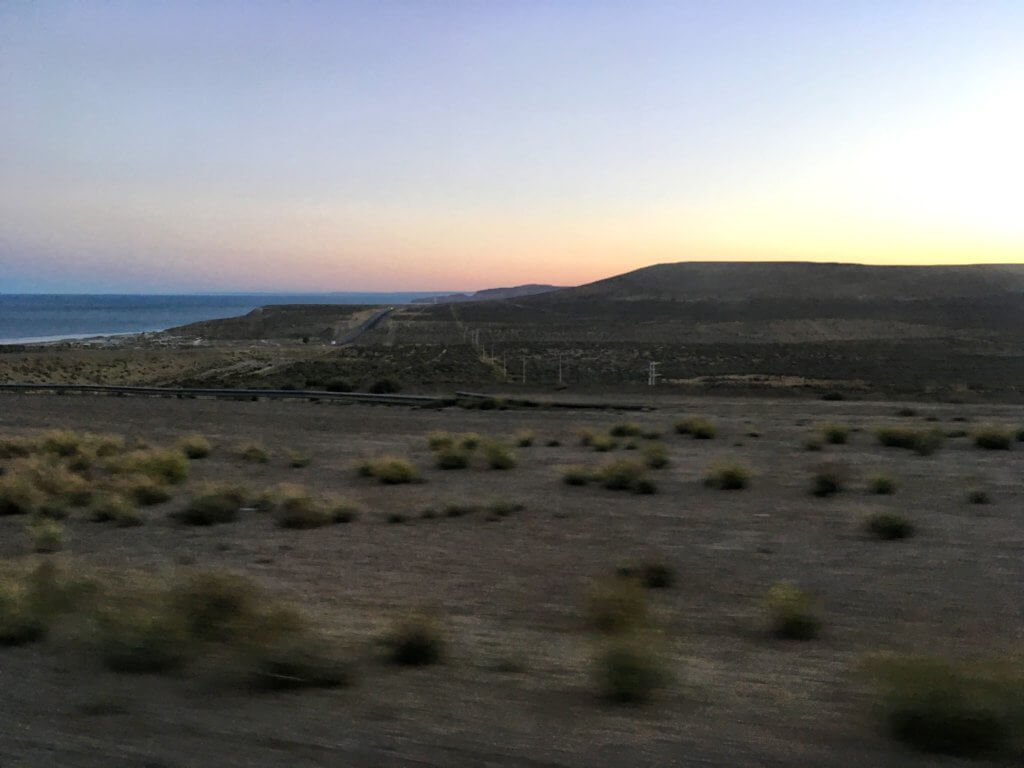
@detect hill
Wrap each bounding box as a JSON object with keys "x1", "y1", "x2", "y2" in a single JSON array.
[
  {"x1": 410, "y1": 284, "x2": 564, "y2": 304},
  {"x1": 146, "y1": 261, "x2": 1024, "y2": 398}
]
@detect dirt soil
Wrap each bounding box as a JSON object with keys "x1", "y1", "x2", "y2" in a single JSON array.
[{"x1": 1, "y1": 393, "x2": 1023, "y2": 767}]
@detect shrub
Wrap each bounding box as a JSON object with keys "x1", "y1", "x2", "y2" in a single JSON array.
[
  {"x1": 641, "y1": 428, "x2": 663, "y2": 440},
  {"x1": 968, "y1": 489, "x2": 991, "y2": 505},
  {"x1": 386, "y1": 512, "x2": 407, "y2": 524},
  {"x1": 803, "y1": 438, "x2": 823, "y2": 452},
  {"x1": 675, "y1": 417, "x2": 716, "y2": 439},
  {"x1": 514, "y1": 430, "x2": 535, "y2": 447},
  {"x1": 609, "y1": 422, "x2": 643, "y2": 438},
  {"x1": 435, "y1": 445, "x2": 471, "y2": 470},
  {"x1": 594, "y1": 636, "x2": 664, "y2": 704},
  {"x1": 588, "y1": 578, "x2": 648, "y2": 635},
  {"x1": 444, "y1": 504, "x2": 477, "y2": 518},
  {"x1": 945, "y1": 428, "x2": 968, "y2": 438},
  {"x1": 487, "y1": 500, "x2": 523, "y2": 519},
  {"x1": 177, "y1": 485, "x2": 246, "y2": 526},
  {"x1": 0, "y1": 581, "x2": 46, "y2": 646},
  {"x1": 642, "y1": 443, "x2": 668, "y2": 469},
  {"x1": 865, "y1": 511, "x2": 914, "y2": 540},
  {"x1": 821, "y1": 423, "x2": 849, "y2": 444},
  {"x1": 896, "y1": 407, "x2": 918, "y2": 417},
  {"x1": 329, "y1": 499, "x2": 360, "y2": 523},
  {"x1": 0, "y1": 476, "x2": 40, "y2": 516},
  {"x1": 458, "y1": 433, "x2": 481, "y2": 450},
  {"x1": 170, "y1": 571, "x2": 260, "y2": 643},
  {"x1": 598, "y1": 459, "x2": 646, "y2": 491},
  {"x1": 239, "y1": 442, "x2": 269, "y2": 464},
  {"x1": 275, "y1": 488, "x2": 331, "y2": 529},
  {"x1": 88, "y1": 433, "x2": 125, "y2": 458},
  {"x1": 121, "y1": 449, "x2": 190, "y2": 484},
  {"x1": 867, "y1": 655, "x2": 1022, "y2": 756},
  {"x1": 112, "y1": 505, "x2": 143, "y2": 527},
  {"x1": 619, "y1": 562, "x2": 675, "y2": 590},
  {"x1": 973, "y1": 427, "x2": 1012, "y2": 450},
  {"x1": 482, "y1": 442, "x2": 516, "y2": 470},
  {"x1": 868, "y1": 474, "x2": 896, "y2": 495},
  {"x1": 324, "y1": 379, "x2": 353, "y2": 393},
  {"x1": 41, "y1": 429, "x2": 82, "y2": 457},
  {"x1": 810, "y1": 462, "x2": 848, "y2": 497},
  {"x1": 387, "y1": 614, "x2": 443, "y2": 666},
  {"x1": 286, "y1": 452, "x2": 311, "y2": 468},
  {"x1": 765, "y1": 582, "x2": 819, "y2": 640},
  {"x1": 28, "y1": 518, "x2": 64, "y2": 553},
  {"x1": 89, "y1": 494, "x2": 137, "y2": 524},
  {"x1": 703, "y1": 462, "x2": 750, "y2": 490},
  {"x1": 176, "y1": 434, "x2": 211, "y2": 459},
  {"x1": 0, "y1": 436, "x2": 36, "y2": 459},
  {"x1": 578, "y1": 429, "x2": 597, "y2": 447},
  {"x1": 561, "y1": 465, "x2": 592, "y2": 486},
  {"x1": 545, "y1": 438, "x2": 561, "y2": 447},
  {"x1": 123, "y1": 475, "x2": 172, "y2": 506},
  {"x1": 94, "y1": 598, "x2": 189, "y2": 674},
  {"x1": 1017, "y1": 428, "x2": 1024, "y2": 442},
  {"x1": 876, "y1": 427, "x2": 942, "y2": 456},
  {"x1": 363, "y1": 457, "x2": 420, "y2": 484},
  {"x1": 426, "y1": 431, "x2": 454, "y2": 450},
  {"x1": 590, "y1": 434, "x2": 618, "y2": 452}
]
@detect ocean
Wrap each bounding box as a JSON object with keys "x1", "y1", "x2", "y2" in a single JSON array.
[{"x1": 0, "y1": 293, "x2": 449, "y2": 345}]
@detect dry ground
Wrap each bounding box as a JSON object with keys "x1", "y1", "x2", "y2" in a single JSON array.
[{"x1": 2, "y1": 393, "x2": 1023, "y2": 767}]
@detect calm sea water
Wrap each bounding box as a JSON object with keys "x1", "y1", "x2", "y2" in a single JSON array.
[{"x1": 0, "y1": 293, "x2": 449, "y2": 345}]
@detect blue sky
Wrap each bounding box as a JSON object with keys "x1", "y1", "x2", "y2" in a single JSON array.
[{"x1": 2, "y1": 1, "x2": 1022, "y2": 292}]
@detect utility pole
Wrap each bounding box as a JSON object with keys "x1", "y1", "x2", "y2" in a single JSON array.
[{"x1": 648, "y1": 361, "x2": 661, "y2": 386}]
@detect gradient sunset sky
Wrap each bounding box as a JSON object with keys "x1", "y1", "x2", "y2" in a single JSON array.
[{"x1": 2, "y1": 1, "x2": 1022, "y2": 292}]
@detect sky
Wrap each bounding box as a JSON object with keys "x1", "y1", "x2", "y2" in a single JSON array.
[{"x1": 1, "y1": 1, "x2": 1022, "y2": 293}]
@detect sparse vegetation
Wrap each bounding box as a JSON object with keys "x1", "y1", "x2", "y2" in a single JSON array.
[
  {"x1": 177, "y1": 485, "x2": 247, "y2": 525},
  {"x1": 89, "y1": 493, "x2": 138, "y2": 525},
  {"x1": 435, "y1": 445, "x2": 471, "y2": 470},
  {"x1": 387, "y1": 614, "x2": 443, "y2": 666},
  {"x1": 590, "y1": 434, "x2": 618, "y2": 452},
  {"x1": 123, "y1": 475, "x2": 173, "y2": 506},
  {"x1": 588, "y1": 578, "x2": 648, "y2": 635},
  {"x1": 867, "y1": 655, "x2": 1023, "y2": 756},
  {"x1": 426, "y1": 431, "x2": 454, "y2": 450},
  {"x1": 876, "y1": 426, "x2": 943, "y2": 455},
  {"x1": 675, "y1": 417, "x2": 717, "y2": 439},
  {"x1": 641, "y1": 443, "x2": 668, "y2": 469},
  {"x1": 513, "y1": 430, "x2": 535, "y2": 447},
  {"x1": 274, "y1": 487, "x2": 332, "y2": 529},
  {"x1": 973, "y1": 426, "x2": 1012, "y2": 450},
  {"x1": 358, "y1": 457, "x2": 421, "y2": 484},
  {"x1": 968, "y1": 488, "x2": 991, "y2": 504},
  {"x1": 239, "y1": 441, "x2": 269, "y2": 463},
  {"x1": 598, "y1": 459, "x2": 647, "y2": 491},
  {"x1": 482, "y1": 441, "x2": 517, "y2": 470},
  {"x1": 810, "y1": 462, "x2": 847, "y2": 497},
  {"x1": 594, "y1": 635, "x2": 664, "y2": 704},
  {"x1": 609, "y1": 422, "x2": 643, "y2": 437},
  {"x1": 176, "y1": 434, "x2": 211, "y2": 459},
  {"x1": 0, "y1": 476, "x2": 40, "y2": 516},
  {"x1": 561, "y1": 465, "x2": 593, "y2": 486},
  {"x1": 119, "y1": 449, "x2": 190, "y2": 484},
  {"x1": 0, "y1": 579, "x2": 47, "y2": 646},
  {"x1": 820, "y1": 423, "x2": 849, "y2": 444},
  {"x1": 865, "y1": 511, "x2": 914, "y2": 540},
  {"x1": 765, "y1": 582, "x2": 819, "y2": 640},
  {"x1": 27, "y1": 517, "x2": 63, "y2": 553},
  {"x1": 703, "y1": 461, "x2": 750, "y2": 490},
  {"x1": 286, "y1": 452, "x2": 311, "y2": 468},
  {"x1": 868, "y1": 474, "x2": 896, "y2": 495}
]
